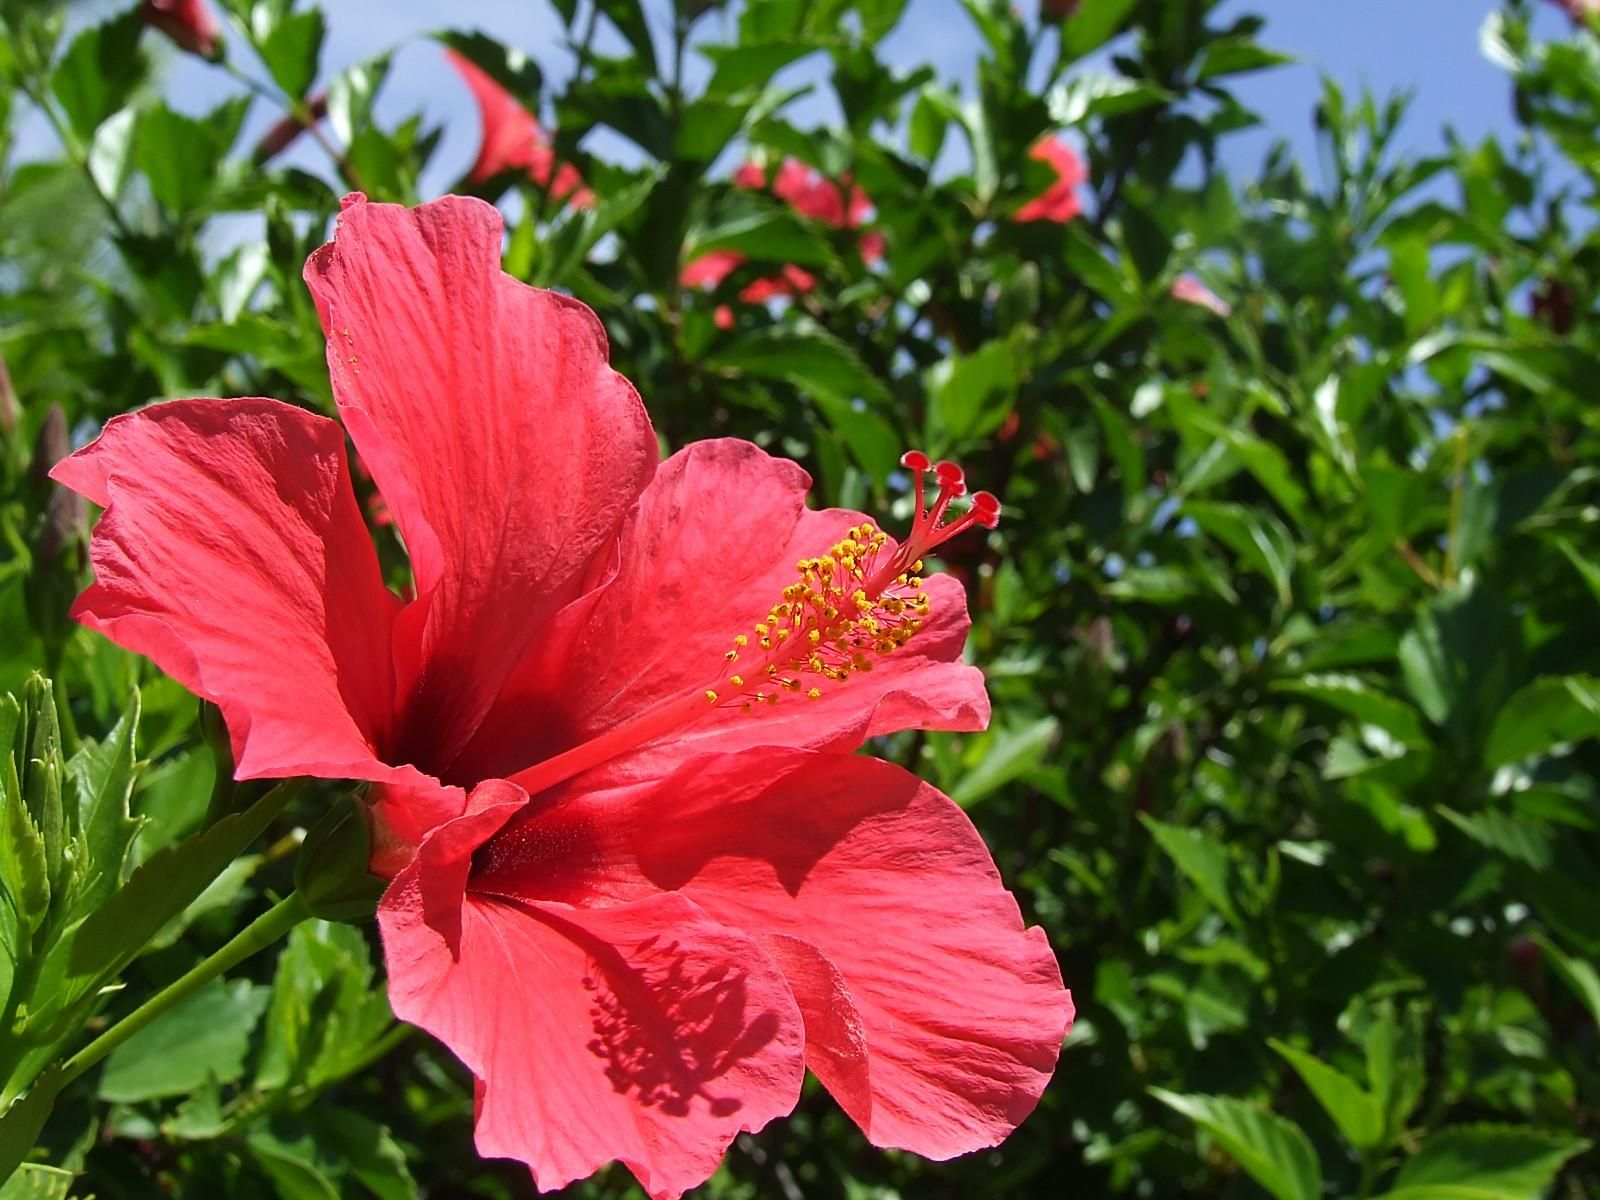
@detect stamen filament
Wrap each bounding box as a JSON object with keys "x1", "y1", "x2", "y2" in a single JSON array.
[{"x1": 504, "y1": 450, "x2": 1000, "y2": 799}]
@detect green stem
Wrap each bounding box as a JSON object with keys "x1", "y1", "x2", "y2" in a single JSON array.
[
  {"x1": 1443, "y1": 423, "x2": 1469, "y2": 586},
  {"x1": 1356, "y1": 1150, "x2": 1380, "y2": 1199},
  {"x1": 58, "y1": 892, "x2": 311, "y2": 1089}
]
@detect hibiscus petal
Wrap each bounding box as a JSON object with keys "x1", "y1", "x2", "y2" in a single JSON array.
[
  {"x1": 303, "y1": 194, "x2": 658, "y2": 773},
  {"x1": 51, "y1": 398, "x2": 408, "y2": 784},
  {"x1": 475, "y1": 748, "x2": 1071, "y2": 1160},
  {"x1": 680, "y1": 249, "x2": 744, "y2": 289},
  {"x1": 450, "y1": 439, "x2": 986, "y2": 783},
  {"x1": 381, "y1": 805, "x2": 805, "y2": 1200}
]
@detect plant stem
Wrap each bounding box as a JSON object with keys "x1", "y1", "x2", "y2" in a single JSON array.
[{"x1": 58, "y1": 892, "x2": 311, "y2": 1088}]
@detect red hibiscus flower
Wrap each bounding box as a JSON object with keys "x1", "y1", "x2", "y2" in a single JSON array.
[
  {"x1": 140, "y1": 0, "x2": 222, "y2": 60},
  {"x1": 447, "y1": 51, "x2": 593, "y2": 209},
  {"x1": 682, "y1": 158, "x2": 885, "y2": 306},
  {"x1": 53, "y1": 194, "x2": 1071, "y2": 1199},
  {"x1": 1016, "y1": 136, "x2": 1087, "y2": 223}
]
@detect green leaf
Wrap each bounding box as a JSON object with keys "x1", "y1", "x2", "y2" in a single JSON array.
[
  {"x1": 692, "y1": 208, "x2": 839, "y2": 271},
  {"x1": 50, "y1": 11, "x2": 144, "y2": 141},
  {"x1": 1439, "y1": 807, "x2": 1550, "y2": 870},
  {"x1": 535, "y1": 169, "x2": 662, "y2": 286},
  {"x1": 320, "y1": 1111, "x2": 416, "y2": 1200},
  {"x1": 247, "y1": 1112, "x2": 416, "y2": 1200},
  {"x1": 703, "y1": 41, "x2": 823, "y2": 96},
  {"x1": 0, "y1": 1068, "x2": 64, "y2": 1184},
  {"x1": 1269, "y1": 1040, "x2": 1384, "y2": 1150},
  {"x1": 1557, "y1": 538, "x2": 1600, "y2": 607},
  {"x1": 951, "y1": 717, "x2": 1059, "y2": 807},
  {"x1": 327, "y1": 53, "x2": 390, "y2": 147},
  {"x1": 1184, "y1": 500, "x2": 1295, "y2": 605},
  {"x1": 252, "y1": 7, "x2": 325, "y2": 100},
  {"x1": 0, "y1": 1164, "x2": 73, "y2": 1200},
  {"x1": 1483, "y1": 675, "x2": 1600, "y2": 768},
  {"x1": 909, "y1": 88, "x2": 949, "y2": 161},
  {"x1": 98, "y1": 978, "x2": 267, "y2": 1102},
  {"x1": 247, "y1": 1120, "x2": 344, "y2": 1200},
  {"x1": 1196, "y1": 38, "x2": 1294, "y2": 80},
  {"x1": 434, "y1": 31, "x2": 542, "y2": 104},
  {"x1": 1151, "y1": 1089, "x2": 1322, "y2": 1200},
  {"x1": 1533, "y1": 935, "x2": 1600, "y2": 1030},
  {"x1": 1271, "y1": 674, "x2": 1430, "y2": 747},
  {"x1": 1377, "y1": 1125, "x2": 1589, "y2": 1200},
  {"x1": 602, "y1": 0, "x2": 658, "y2": 75},
  {"x1": 1362, "y1": 1000, "x2": 1426, "y2": 1143},
  {"x1": 1177, "y1": 413, "x2": 1310, "y2": 525},
  {"x1": 0, "y1": 766, "x2": 49, "y2": 944},
  {"x1": 1140, "y1": 816, "x2": 1241, "y2": 927},
  {"x1": 1059, "y1": 0, "x2": 1138, "y2": 58},
  {"x1": 18, "y1": 679, "x2": 64, "y2": 901},
  {"x1": 256, "y1": 921, "x2": 392, "y2": 1094},
  {"x1": 1048, "y1": 74, "x2": 1173, "y2": 125},
  {"x1": 709, "y1": 326, "x2": 889, "y2": 405},
  {"x1": 63, "y1": 693, "x2": 140, "y2": 917},
  {"x1": 27, "y1": 782, "x2": 299, "y2": 1033},
  {"x1": 925, "y1": 340, "x2": 1018, "y2": 449},
  {"x1": 1397, "y1": 585, "x2": 1519, "y2": 747},
  {"x1": 136, "y1": 99, "x2": 249, "y2": 214},
  {"x1": 706, "y1": 327, "x2": 896, "y2": 478},
  {"x1": 87, "y1": 108, "x2": 136, "y2": 199}
]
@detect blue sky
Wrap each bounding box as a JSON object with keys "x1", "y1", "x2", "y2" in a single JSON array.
[{"x1": 55, "y1": 1, "x2": 1578, "y2": 195}]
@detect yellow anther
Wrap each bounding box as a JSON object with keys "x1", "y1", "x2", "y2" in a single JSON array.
[
  {"x1": 807, "y1": 687, "x2": 822, "y2": 700},
  {"x1": 705, "y1": 690, "x2": 719, "y2": 704},
  {"x1": 722, "y1": 519, "x2": 935, "y2": 704},
  {"x1": 725, "y1": 650, "x2": 739, "y2": 662}
]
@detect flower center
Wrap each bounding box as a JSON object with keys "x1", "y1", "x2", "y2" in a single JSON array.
[
  {"x1": 706, "y1": 522, "x2": 926, "y2": 712},
  {"x1": 505, "y1": 451, "x2": 999, "y2": 796},
  {"x1": 706, "y1": 451, "x2": 999, "y2": 710}
]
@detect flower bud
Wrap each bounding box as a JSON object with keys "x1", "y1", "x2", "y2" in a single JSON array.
[
  {"x1": 140, "y1": 0, "x2": 225, "y2": 62},
  {"x1": 28, "y1": 404, "x2": 69, "y2": 493},
  {"x1": 294, "y1": 792, "x2": 387, "y2": 923},
  {"x1": 252, "y1": 92, "x2": 329, "y2": 165}
]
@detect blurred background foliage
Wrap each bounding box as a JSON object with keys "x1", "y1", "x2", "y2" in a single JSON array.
[{"x1": 1, "y1": 0, "x2": 1599, "y2": 1196}]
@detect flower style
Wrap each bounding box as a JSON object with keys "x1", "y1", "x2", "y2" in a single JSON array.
[
  {"x1": 448, "y1": 52, "x2": 592, "y2": 208},
  {"x1": 54, "y1": 194, "x2": 1071, "y2": 1199},
  {"x1": 682, "y1": 158, "x2": 886, "y2": 310},
  {"x1": 1016, "y1": 136, "x2": 1087, "y2": 223},
  {"x1": 140, "y1": 0, "x2": 222, "y2": 61}
]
